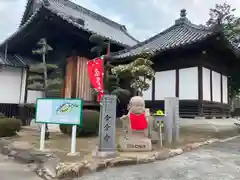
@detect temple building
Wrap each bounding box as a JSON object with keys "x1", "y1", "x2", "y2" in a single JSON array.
[
  {"x1": 0, "y1": 0, "x2": 138, "y2": 120},
  {"x1": 113, "y1": 9, "x2": 240, "y2": 118},
  {"x1": 0, "y1": 1, "x2": 239, "y2": 120}
]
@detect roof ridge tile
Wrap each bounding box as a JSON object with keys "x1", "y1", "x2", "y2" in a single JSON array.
[
  {"x1": 7, "y1": 0, "x2": 138, "y2": 47},
  {"x1": 112, "y1": 11, "x2": 218, "y2": 59},
  {"x1": 48, "y1": 0, "x2": 138, "y2": 45},
  {"x1": 49, "y1": 0, "x2": 126, "y2": 31}
]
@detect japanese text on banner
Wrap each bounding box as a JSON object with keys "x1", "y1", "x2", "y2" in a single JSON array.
[{"x1": 87, "y1": 57, "x2": 104, "y2": 102}]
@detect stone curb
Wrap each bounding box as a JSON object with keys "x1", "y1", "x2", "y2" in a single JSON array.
[{"x1": 53, "y1": 137, "x2": 228, "y2": 179}]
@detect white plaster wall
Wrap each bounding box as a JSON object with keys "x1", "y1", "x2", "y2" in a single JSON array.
[
  {"x1": 155, "y1": 70, "x2": 176, "y2": 100},
  {"x1": 222, "y1": 75, "x2": 228, "y2": 104},
  {"x1": 0, "y1": 66, "x2": 22, "y2": 104},
  {"x1": 179, "y1": 67, "x2": 198, "y2": 100},
  {"x1": 202, "y1": 67, "x2": 211, "y2": 101},
  {"x1": 142, "y1": 79, "x2": 152, "y2": 100},
  {"x1": 27, "y1": 90, "x2": 44, "y2": 104},
  {"x1": 212, "y1": 71, "x2": 221, "y2": 102}
]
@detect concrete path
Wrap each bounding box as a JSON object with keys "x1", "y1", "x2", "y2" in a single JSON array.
[
  {"x1": 180, "y1": 118, "x2": 239, "y2": 131},
  {"x1": 0, "y1": 154, "x2": 42, "y2": 180},
  {"x1": 80, "y1": 137, "x2": 240, "y2": 180}
]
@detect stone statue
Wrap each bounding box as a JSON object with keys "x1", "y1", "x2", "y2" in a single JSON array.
[{"x1": 118, "y1": 96, "x2": 154, "y2": 152}]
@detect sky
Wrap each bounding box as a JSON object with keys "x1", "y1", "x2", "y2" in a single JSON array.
[{"x1": 0, "y1": 0, "x2": 240, "y2": 43}]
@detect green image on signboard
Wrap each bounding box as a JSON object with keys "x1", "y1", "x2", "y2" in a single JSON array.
[{"x1": 35, "y1": 98, "x2": 83, "y2": 126}]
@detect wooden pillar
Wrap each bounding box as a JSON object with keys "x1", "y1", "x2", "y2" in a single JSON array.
[
  {"x1": 23, "y1": 68, "x2": 29, "y2": 103},
  {"x1": 60, "y1": 86, "x2": 65, "y2": 98},
  {"x1": 210, "y1": 70, "x2": 213, "y2": 102},
  {"x1": 64, "y1": 56, "x2": 77, "y2": 98},
  {"x1": 175, "y1": 69, "x2": 179, "y2": 97},
  {"x1": 152, "y1": 77, "x2": 155, "y2": 101},
  {"x1": 209, "y1": 70, "x2": 213, "y2": 118},
  {"x1": 198, "y1": 66, "x2": 203, "y2": 116},
  {"x1": 220, "y1": 74, "x2": 223, "y2": 103},
  {"x1": 227, "y1": 76, "x2": 230, "y2": 105},
  {"x1": 19, "y1": 68, "x2": 29, "y2": 125},
  {"x1": 227, "y1": 76, "x2": 231, "y2": 117}
]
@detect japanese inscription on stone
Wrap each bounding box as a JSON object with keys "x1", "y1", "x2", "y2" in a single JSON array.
[
  {"x1": 172, "y1": 98, "x2": 180, "y2": 142},
  {"x1": 164, "y1": 97, "x2": 174, "y2": 144},
  {"x1": 164, "y1": 97, "x2": 180, "y2": 144},
  {"x1": 99, "y1": 95, "x2": 117, "y2": 152}
]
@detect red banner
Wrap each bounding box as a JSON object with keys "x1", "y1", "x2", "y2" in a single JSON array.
[{"x1": 87, "y1": 57, "x2": 104, "y2": 102}]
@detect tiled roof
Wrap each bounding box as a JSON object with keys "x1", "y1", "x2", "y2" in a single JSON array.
[
  {"x1": 0, "y1": 7, "x2": 44, "y2": 48},
  {"x1": 0, "y1": 52, "x2": 32, "y2": 68},
  {"x1": 18, "y1": 0, "x2": 138, "y2": 47},
  {"x1": 113, "y1": 9, "x2": 216, "y2": 59}
]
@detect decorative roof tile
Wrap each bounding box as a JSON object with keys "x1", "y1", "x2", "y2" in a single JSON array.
[{"x1": 113, "y1": 9, "x2": 216, "y2": 59}]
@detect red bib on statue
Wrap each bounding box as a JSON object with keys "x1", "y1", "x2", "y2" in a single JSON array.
[{"x1": 129, "y1": 113, "x2": 148, "y2": 130}]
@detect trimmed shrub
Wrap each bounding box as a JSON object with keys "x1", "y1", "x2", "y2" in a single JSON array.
[
  {"x1": 59, "y1": 123, "x2": 68, "y2": 134},
  {"x1": 59, "y1": 109, "x2": 100, "y2": 137},
  {"x1": 59, "y1": 123, "x2": 72, "y2": 135},
  {"x1": 0, "y1": 118, "x2": 22, "y2": 137}
]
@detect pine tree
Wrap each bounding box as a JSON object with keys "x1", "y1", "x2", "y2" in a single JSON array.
[
  {"x1": 206, "y1": 3, "x2": 240, "y2": 98},
  {"x1": 28, "y1": 38, "x2": 63, "y2": 139},
  {"x1": 206, "y1": 3, "x2": 240, "y2": 45},
  {"x1": 112, "y1": 52, "x2": 155, "y2": 95}
]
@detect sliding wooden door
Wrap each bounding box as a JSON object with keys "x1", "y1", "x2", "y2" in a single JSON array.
[{"x1": 62, "y1": 56, "x2": 93, "y2": 101}]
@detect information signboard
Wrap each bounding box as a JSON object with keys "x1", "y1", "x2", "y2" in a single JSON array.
[
  {"x1": 35, "y1": 98, "x2": 83, "y2": 154},
  {"x1": 36, "y1": 98, "x2": 83, "y2": 125}
]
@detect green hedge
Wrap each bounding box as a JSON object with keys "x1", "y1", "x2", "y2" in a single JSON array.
[
  {"x1": 0, "y1": 118, "x2": 22, "y2": 137},
  {"x1": 0, "y1": 113, "x2": 6, "y2": 119},
  {"x1": 59, "y1": 109, "x2": 100, "y2": 137}
]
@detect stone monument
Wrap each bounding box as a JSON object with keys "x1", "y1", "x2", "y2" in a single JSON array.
[
  {"x1": 118, "y1": 96, "x2": 154, "y2": 152},
  {"x1": 164, "y1": 97, "x2": 180, "y2": 144},
  {"x1": 94, "y1": 95, "x2": 117, "y2": 158}
]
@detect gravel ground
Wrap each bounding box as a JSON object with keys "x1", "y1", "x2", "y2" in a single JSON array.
[{"x1": 79, "y1": 137, "x2": 240, "y2": 180}]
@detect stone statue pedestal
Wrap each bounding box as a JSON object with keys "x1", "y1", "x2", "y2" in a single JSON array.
[
  {"x1": 118, "y1": 131, "x2": 152, "y2": 152},
  {"x1": 92, "y1": 149, "x2": 118, "y2": 159},
  {"x1": 118, "y1": 96, "x2": 155, "y2": 152}
]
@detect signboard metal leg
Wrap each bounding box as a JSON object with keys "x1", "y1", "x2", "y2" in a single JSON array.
[
  {"x1": 70, "y1": 125, "x2": 77, "y2": 155},
  {"x1": 40, "y1": 123, "x2": 46, "y2": 151}
]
